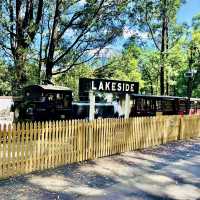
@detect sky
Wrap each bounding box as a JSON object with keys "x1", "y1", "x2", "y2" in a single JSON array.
[
  {"x1": 177, "y1": 0, "x2": 200, "y2": 25},
  {"x1": 99, "y1": 0, "x2": 200, "y2": 59}
]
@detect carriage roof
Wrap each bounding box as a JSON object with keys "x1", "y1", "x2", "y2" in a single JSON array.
[{"x1": 24, "y1": 84, "x2": 72, "y2": 93}]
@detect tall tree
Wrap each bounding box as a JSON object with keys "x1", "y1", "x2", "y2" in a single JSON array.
[
  {"x1": 139, "y1": 51, "x2": 160, "y2": 95},
  {"x1": 95, "y1": 41, "x2": 144, "y2": 90},
  {"x1": 38, "y1": 0, "x2": 128, "y2": 81},
  {"x1": 0, "y1": 0, "x2": 43, "y2": 93},
  {"x1": 128, "y1": 0, "x2": 184, "y2": 95}
]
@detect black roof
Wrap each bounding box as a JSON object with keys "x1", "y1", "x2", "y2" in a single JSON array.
[{"x1": 130, "y1": 94, "x2": 188, "y2": 100}]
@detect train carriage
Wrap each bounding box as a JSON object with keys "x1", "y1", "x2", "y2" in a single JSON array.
[{"x1": 12, "y1": 83, "x2": 200, "y2": 121}]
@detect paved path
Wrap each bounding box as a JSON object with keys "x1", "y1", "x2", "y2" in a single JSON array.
[{"x1": 1, "y1": 139, "x2": 200, "y2": 200}]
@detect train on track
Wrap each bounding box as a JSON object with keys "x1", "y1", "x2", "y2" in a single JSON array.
[{"x1": 12, "y1": 83, "x2": 200, "y2": 121}]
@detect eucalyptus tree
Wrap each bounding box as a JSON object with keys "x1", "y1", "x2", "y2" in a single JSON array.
[
  {"x1": 38, "y1": 0, "x2": 128, "y2": 81},
  {"x1": 128, "y1": 0, "x2": 185, "y2": 95},
  {"x1": 139, "y1": 51, "x2": 160, "y2": 95},
  {"x1": 0, "y1": 0, "x2": 128, "y2": 93},
  {"x1": 0, "y1": 0, "x2": 43, "y2": 93},
  {"x1": 186, "y1": 13, "x2": 200, "y2": 97},
  {"x1": 94, "y1": 40, "x2": 144, "y2": 90}
]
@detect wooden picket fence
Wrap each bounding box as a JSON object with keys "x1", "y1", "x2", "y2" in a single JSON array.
[{"x1": 0, "y1": 115, "x2": 200, "y2": 179}]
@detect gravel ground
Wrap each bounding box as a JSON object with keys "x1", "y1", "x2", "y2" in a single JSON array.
[{"x1": 1, "y1": 139, "x2": 200, "y2": 200}]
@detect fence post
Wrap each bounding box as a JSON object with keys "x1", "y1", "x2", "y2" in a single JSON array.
[
  {"x1": 89, "y1": 91, "x2": 95, "y2": 121},
  {"x1": 125, "y1": 94, "x2": 130, "y2": 119},
  {"x1": 178, "y1": 115, "x2": 183, "y2": 140}
]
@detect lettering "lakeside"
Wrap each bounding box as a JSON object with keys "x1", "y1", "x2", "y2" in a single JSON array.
[{"x1": 91, "y1": 81, "x2": 135, "y2": 92}]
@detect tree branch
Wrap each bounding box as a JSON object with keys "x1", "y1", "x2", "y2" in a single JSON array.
[{"x1": 53, "y1": 0, "x2": 105, "y2": 65}]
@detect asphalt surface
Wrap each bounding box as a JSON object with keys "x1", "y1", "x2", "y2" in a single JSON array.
[{"x1": 1, "y1": 139, "x2": 200, "y2": 200}]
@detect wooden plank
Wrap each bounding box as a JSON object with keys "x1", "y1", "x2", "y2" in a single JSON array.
[
  {"x1": 37, "y1": 122, "x2": 41, "y2": 171},
  {"x1": 101, "y1": 119, "x2": 104, "y2": 157},
  {"x1": 82, "y1": 120, "x2": 85, "y2": 161},
  {"x1": 68, "y1": 120, "x2": 72, "y2": 163},
  {"x1": 64, "y1": 120, "x2": 69, "y2": 164},
  {"x1": 74, "y1": 120, "x2": 78, "y2": 163},
  {"x1": 11, "y1": 124, "x2": 17, "y2": 176},
  {"x1": 33, "y1": 122, "x2": 37, "y2": 171},
  {"x1": 71, "y1": 120, "x2": 75, "y2": 163},
  {"x1": 80, "y1": 120, "x2": 83, "y2": 162},
  {"x1": 7, "y1": 124, "x2": 12, "y2": 177},
  {"x1": 25, "y1": 122, "x2": 30, "y2": 174},
  {"x1": 77, "y1": 120, "x2": 80, "y2": 162},
  {"x1": 40, "y1": 121, "x2": 45, "y2": 170},
  {"x1": 62, "y1": 120, "x2": 66, "y2": 165},
  {"x1": 100, "y1": 119, "x2": 103, "y2": 157},
  {"x1": 107, "y1": 118, "x2": 110, "y2": 156},
  {"x1": 44, "y1": 121, "x2": 49, "y2": 170},
  {"x1": 129, "y1": 118, "x2": 133, "y2": 151},
  {"x1": 20, "y1": 123, "x2": 25, "y2": 174},
  {"x1": 55, "y1": 121, "x2": 59, "y2": 167},
  {"x1": 29, "y1": 122, "x2": 33, "y2": 173},
  {"x1": 2, "y1": 124, "x2": 7, "y2": 178},
  {"x1": 51, "y1": 121, "x2": 55, "y2": 168},
  {"x1": 57, "y1": 121, "x2": 61, "y2": 165},
  {"x1": 103, "y1": 118, "x2": 107, "y2": 157},
  {"x1": 132, "y1": 118, "x2": 136, "y2": 150},
  {"x1": 111, "y1": 119, "x2": 114, "y2": 155},
  {"x1": 59, "y1": 120, "x2": 63, "y2": 165},
  {"x1": 16, "y1": 123, "x2": 20, "y2": 174},
  {"x1": 94, "y1": 119, "x2": 97, "y2": 159},
  {"x1": 84, "y1": 120, "x2": 88, "y2": 161}
]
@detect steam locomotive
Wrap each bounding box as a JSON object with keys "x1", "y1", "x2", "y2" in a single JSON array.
[
  {"x1": 13, "y1": 84, "x2": 115, "y2": 121},
  {"x1": 12, "y1": 84, "x2": 200, "y2": 121}
]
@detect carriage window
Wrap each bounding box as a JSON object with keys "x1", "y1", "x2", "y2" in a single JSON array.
[
  {"x1": 64, "y1": 95, "x2": 71, "y2": 107},
  {"x1": 156, "y1": 100, "x2": 162, "y2": 111},
  {"x1": 163, "y1": 100, "x2": 174, "y2": 112},
  {"x1": 56, "y1": 93, "x2": 63, "y2": 100},
  {"x1": 47, "y1": 94, "x2": 56, "y2": 101},
  {"x1": 179, "y1": 100, "x2": 187, "y2": 112}
]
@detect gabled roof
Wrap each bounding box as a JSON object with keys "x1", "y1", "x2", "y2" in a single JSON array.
[
  {"x1": 24, "y1": 84, "x2": 71, "y2": 91},
  {"x1": 38, "y1": 84, "x2": 71, "y2": 91}
]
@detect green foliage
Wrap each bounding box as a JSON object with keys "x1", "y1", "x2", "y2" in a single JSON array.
[
  {"x1": 53, "y1": 64, "x2": 94, "y2": 100},
  {"x1": 0, "y1": 0, "x2": 199, "y2": 99},
  {"x1": 0, "y1": 61, "x2": 12, "y2": 95},
  {"x1": 95, "y1": 42, "x2": 144, "y2": 91},
  {"x1": 139, "y1": 51, "x2": 160, "y2": 94}
]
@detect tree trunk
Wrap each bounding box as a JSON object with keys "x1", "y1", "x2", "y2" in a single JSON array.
[
  {"x1": 150, "y1": 82, "x2": 154, "y2": 95},
  {"x1": 160, "y1": 0, "x2": 167, "y2": 95},
  {"x1": 12, "y1": 50, "x2": 27, "y2": 95},
  {"x1": 45, "y1": 61, "x2": 54, "y2": 81}
]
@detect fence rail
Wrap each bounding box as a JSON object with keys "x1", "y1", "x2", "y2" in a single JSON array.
[{"x1": 0, "y1": 115, "x2": 200, "y2": 179}]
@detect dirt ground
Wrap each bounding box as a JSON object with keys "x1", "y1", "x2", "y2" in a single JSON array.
[{"x1": 1, "y1": 139, "x2": 200, "y2": 200}]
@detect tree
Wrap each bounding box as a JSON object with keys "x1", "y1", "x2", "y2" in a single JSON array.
[
  {"x1": 185, "y1": 14, "x2": 200, "y2": 97},
  {"x1": 0, "y1": 0, "x2": 43, "y2": 92},
  {"x1": 37, "y1": 0, "x2": 128, "y2": 81},
  {"x1": 53, "y1": 64, "x2": 94, "y2": 100},
  {"x1": 128, "y1": 0, "x2": 185, "y2": 95},
  {"x1": 0, "y1": 0, "x2": 128, "y2": 93},
  {"x1": 139, "y1": 51, "x2": 160, "y2": 95},
  {"x1": 95, "y1": 41, "x2": 144, "y2": 91},
  {"x1": 0, "y1": 61, "x2": 12, "y2": 95}
]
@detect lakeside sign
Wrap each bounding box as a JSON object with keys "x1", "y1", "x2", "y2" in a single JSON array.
[{"x1": 79, "y1": 78, "x2": 139, "y2": 93}]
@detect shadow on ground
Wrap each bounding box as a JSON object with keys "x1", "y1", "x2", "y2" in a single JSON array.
[{"x1": 0, "y1": 139, "x2": 200, "y2": 200}]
